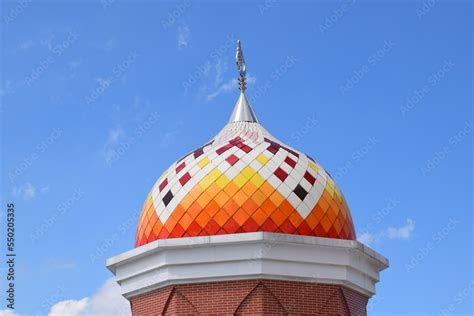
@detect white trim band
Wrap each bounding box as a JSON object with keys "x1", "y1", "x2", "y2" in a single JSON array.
[{"x1": 107, "y1": 232, "x2": 388, "y2": 299}]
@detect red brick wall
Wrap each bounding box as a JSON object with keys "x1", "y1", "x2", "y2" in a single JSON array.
[{"x1": 130, "y1": 279, "x2": 369, "y2": 316}]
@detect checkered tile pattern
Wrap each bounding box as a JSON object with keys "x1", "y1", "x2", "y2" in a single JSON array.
[{"x1": 136, "y1": 122, "x2": 355, "y2": 247}]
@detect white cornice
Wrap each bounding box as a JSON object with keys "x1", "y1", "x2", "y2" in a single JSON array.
[{"x1": 107, "y1": 232, "x2": 388, "y2": 299}]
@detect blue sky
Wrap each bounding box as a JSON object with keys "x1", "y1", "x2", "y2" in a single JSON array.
[{"x1": 0, "y1": 0, "x2": 472, "y2": 315}]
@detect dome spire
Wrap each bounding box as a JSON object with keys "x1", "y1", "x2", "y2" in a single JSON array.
[
  {"x1": 229, "y1": 40, "x2": 259, "y2": 123},
  {"x1": 236, "y1": 40, "x2": 247, "y2": 93}
]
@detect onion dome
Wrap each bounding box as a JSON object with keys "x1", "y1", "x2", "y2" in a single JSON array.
[{"x1": 135, "y1": 41, "x2": 355, "y2": 247}]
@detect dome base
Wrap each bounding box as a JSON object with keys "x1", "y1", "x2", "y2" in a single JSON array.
[{"x1": 107, "y1": 232, "x2": 388, "y2": 299}]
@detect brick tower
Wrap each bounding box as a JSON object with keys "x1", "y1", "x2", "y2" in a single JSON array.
[{"x1": 107, "y1": 41, "x2": 388, "y2": 315}]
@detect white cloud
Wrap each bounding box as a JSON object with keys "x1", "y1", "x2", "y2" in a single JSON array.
[
  {"x1": 177, "y1": 25, "x2": 190, "y2": 48},
  {"x1": 49, "y1": 298, "x2": 89, "y2": 316},
  {"x1": 101, "y1": 128, "x2": 124, "y2": 163},
  {"x1": 247, "y1": 76, "x2": 257, "y2": 85},
  {"x1": 206, "y1": 76, "x2": 256, "y2": 101},
  {"x1": 68, "y1": 60, "x2": 81, "y2": 69},
  {"x1": 105, "y1": 38, "x2": 115, "y2": 50},
  {"x1": 107, "y1": 128, "x2": 123, "y2": 143},
  {"x1": 385, "y1": 218, "x2": 416, "y2": 239},
  {"x1": 0, "y1": 309, "x2": 18, "y2": 316},
  {"x1": 66, "y1": 60, "x2": 82, "y2": 80},
  {"x1": 49, "y1": 278, "x2": 130, "y2": 316},
  {"x1": 358, "y1": 218, "x2": 416, "y2": 245},
  {"x1": 46, "y1": 259, "x2": 76, "y2": 271},
  {"x1": 0, "y1": 80, "x2": 13, "y2": 96},
  {"x1": 161, "y1": 130, "x2": 180, "y2": 148},
  {"x1": 357, "y1": 232, "x2": 374, "y2": 244},
  {"x1": 41, "y1": 185, "x2": 50, "y2": 194},
  {"x1": 213, "y1": 59, "x2": 226, "y2": 87},
  {"x1": 17, "y1": 40, "x2": 36, "y2": 52},
  {"x1": 190, "y1": 54, "x2": 257, "y2": 100},
  {"x1": 206, "y1": 78, "x2": 236, "y2": 101},
  {"x1": 12, "y1": 182, "x2": 36, "y2": 200}
]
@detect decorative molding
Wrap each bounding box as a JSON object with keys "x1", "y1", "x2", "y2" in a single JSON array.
[{"x1": 107, "y1": 232, "x2": 388, "y2": 299}]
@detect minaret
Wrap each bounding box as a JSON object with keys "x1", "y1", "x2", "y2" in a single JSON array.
[{"x1": 107, "y1": 41, "x2": 388, "y2": 315}]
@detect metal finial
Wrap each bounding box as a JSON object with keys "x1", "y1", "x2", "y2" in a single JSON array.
[
  {"x1": 236, "y1": 40, "x2": 246, "y2": 93},
  {"x1": 229, "y1": 40, "x2": 258, "y2": 123}
]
